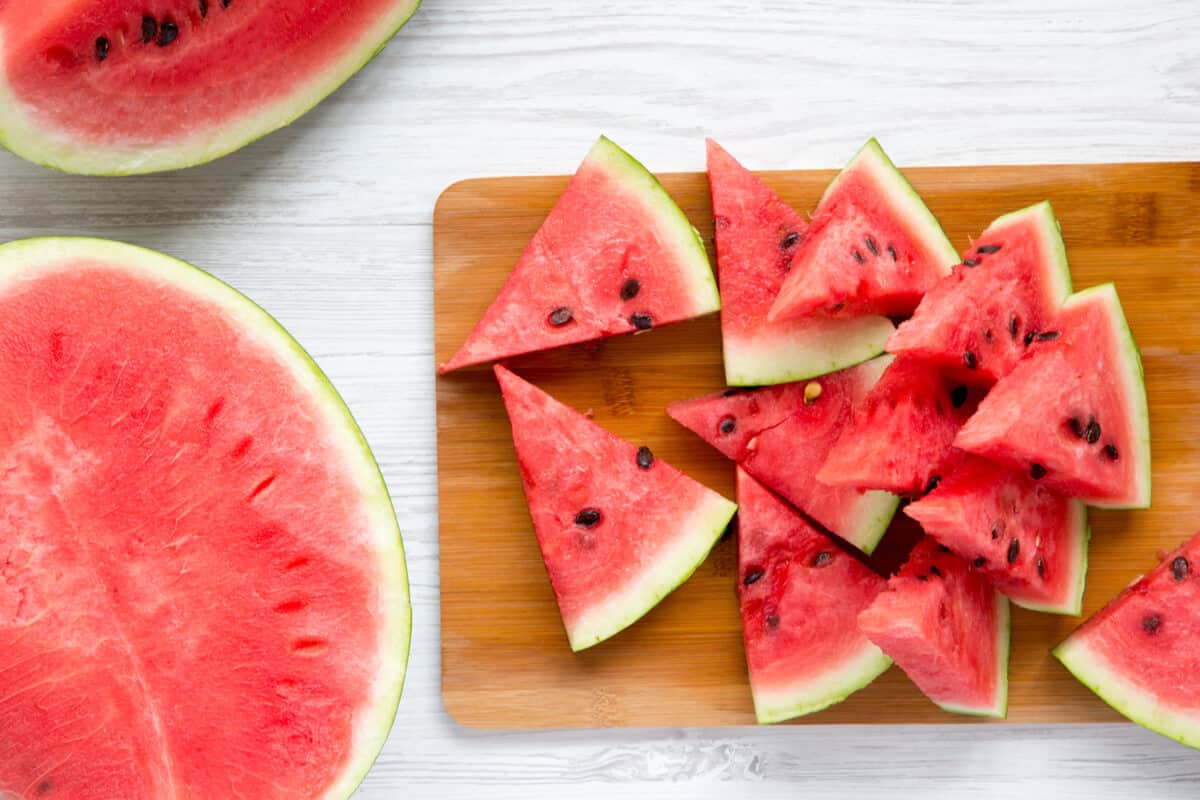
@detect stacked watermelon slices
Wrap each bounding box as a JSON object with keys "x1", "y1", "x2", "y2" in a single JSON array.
[{"x1": 440, "y1": 136, "x2": 1153, "y2": 728}]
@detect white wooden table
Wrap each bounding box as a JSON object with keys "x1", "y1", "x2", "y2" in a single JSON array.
[{"x1": 3, "y1": 1, "x2": 1199, "y2": 797}]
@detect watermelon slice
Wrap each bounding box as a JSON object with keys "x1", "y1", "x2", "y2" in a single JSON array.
[
  {"x1": 858, "y1": 536, "x2": 1010, "y2": 717},
  {"x1": 767, "y1": 139, "x2": 958, "y2": 321},
  {"x1": 887, "y1": 201, "x2": 1073, "y2": 384},
  {"x1": 494, "y1": 364, "x2": 737, "y2": 651},
  {"x1": 955, "y1": 283, "x2": 1151, "y2": 508},
  {"x1": 1055, "y1": 531, "x2": 1200, "y2": 750},
  {"x1": 0, "y1": 238, "x2": 410, "y2": 799},
  {"x1": 0, "y1": 0, "x2": 421, "y2": 174},
  {"x1": 736, "y1": 469, "x2": 891, "y2": 723},
  {"x1": 817, "y1": 358, "x2": 980, "y2": 496},
  {"x1": 667, "y1": 358, "x2": 899, "y2": 554},
  {"x1": 440, "y1": 137, "x2": 720, "y2": 374},
  {"x1": 706, "y1": 139, "x2": 894, "y2": 385},
  {"x1": 906, "y1": 456, "x2": 1090, "y2": 615}
]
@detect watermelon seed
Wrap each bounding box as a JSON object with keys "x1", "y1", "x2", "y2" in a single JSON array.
[
  {"x1": 803, "y1": 381, "x2": 822, "y2": 404},
  {"x1": 635, "y1": 446, "x2": 654, "y2": 470},
  {"x1": 1009, "y1": 315, "x2": 1019, "y2": 339},
  {"x1": 977, "y1": 244, "x2": 1001, "y2": 254},
  {"x1": 1142, "y1": 614, "x2": 1161, "y2": 634},
  {"x1": 156, "y1": 21, "x2": 179, "y2": 46},
  {"x1": 1173, "y1": 557, "x2": 1190, "y2": 581},
  {"x1": 575, "y1": 508, "x2": 602, "y2": 527},
  {"x1": 1030, "y1": 463, "x2": 1047, "y2": 479},
  {"x1": 865, "y1": 235, "x2": 878, "y2": 256},
  {"x1": 95, "y1": 36, "x2": 110, "y2": 62},
  {"x1": 781, "y1": 231, "x2": 800, "y2": 249},
  {"x1": 929, "y1": 565, "x2": 943, "y2": 577},
  {"x1": 200, "y1": 0, "x2": 208, "y2": 17},
  {"x1": 852, "y1": 249, "x2": 865, "y2": 264},
  {"x1": 938, "y1": 544, "x2": 951, "y2": 553},
  {"x1": 1036, "y1": 558, "x2": 1046, "y2": 578},
  {"x1": 548, "y1": 307, "x2": 573, "y2": 326},
  {"x1": 743, "y1": 568, "x2": 764, "y2": 586},
  {"x1": 1068, "y1": 417, "x2": 1085, "y2": 438},
  {"x1": 719, "y1": 416, "x2": 736, "y2": 435},
  {"x1": 973, "y1": 557, "x2": 986, "y2": 568},
  {"x1": 916, "y1": 575, "x2": 929, "y2": 582},
  {"x1": 1103, "y1": 443, "x2": 1120, "y2": 461},
  {"x1": 619, "y1": 279, "x2": 641, "y2": 301},
  {"x1": 766, "y1": 613, "x2": 780, "y2": 628},
  {"x1": 984, "y1": 328, "x2": 993, "y2": 342},
  {"x1": 991, "y1": 520, "x2": 1004, "y2": 540},
  {"x1": 1007, "y1": 538, "x2": 1021, "y2": 564},
  {"x1": 223, "y1": 0, "x2": 232, "y2": 6},
  {"x1": 1023, "y1": 331, "x2": 1036, "y2": 347},
  {"x1": 887, "y1": 244, "x2": 898, "y2": 262},
  {"x1": 962, "y1": 350, "x2": 978, "y2": 370},
  {"x1": 963, "y1": 258, "x2": 980, "y2": 267},
  {"x1": 1084, "y1": 417, "x2": 1101, "y2": 444},
  {"x1": 1036, "y1": 330, "x2": 1061, "y2": 342},
  {"x1": 630, "y1": 312, "x2": 654, "y2": 330},
  {"x1": 950, "y1": 385, "x2": 968, "y2": 408},
  {"x1": 812, "y1": 550, "x2": 834, "y2": 568},
  {"x1": 925, "y1": 475, "x2": 941, "y2": 494},
  {"x1": 142, "y1": 16, "x2": 158, "y2": 43}
]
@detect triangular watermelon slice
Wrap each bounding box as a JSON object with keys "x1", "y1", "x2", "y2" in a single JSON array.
[
  {"x1": 887, "y1": 201, "x2": 1073, "y2": 384},
  {"x1": 736, "y1": 469, "x2": 892, "y2": 723},
  {"x1": 706, "y1": 139, "x2": 894, "y2": 385},
  {"x1": 440, "y1": 137, "x2": 720, "y2": 373},
  {"x1": 955, "y1": 283, "x2": 1151, "y2": 508},
  {"x1": 817, "y1": 358, "x2": 980, "y2": 496},
  {"x1": 667, "y1": 358, "x2": 899, "y2": 554},
  {"x1": 858, "y1": 536, "x2": 1011, "y2": 718},
  {"x1": 767, "y1": 139, "x2": 958, "y2": 321},
  {"x1": 494, "y1": 365, "x2": 737, "y2": 651},
  {"x1": 906, "y1": 455, "x2": 1090, "y2": 615}
]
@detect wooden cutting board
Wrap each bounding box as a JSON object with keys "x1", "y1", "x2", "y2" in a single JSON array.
[{"x1": 434, "y1": 160, "x2": 1200, "y2": 729}]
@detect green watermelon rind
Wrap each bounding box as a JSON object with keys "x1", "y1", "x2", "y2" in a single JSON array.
[
  {"x1": 841, "y1": 490, "x2": 901, "y2": 556},
  {"x1": 986, "y1": 200, "x2": 1074, "y2": 304},
  {"x1": 0, "y1": 237, "x2": 412, "y2": 800},
  {"x1": 1009, "y1": 503, "x2": 1090, "y2": 617},
  {"x1": 752, "y1": 643, "x2": 893, "y2": 725},
  {"x1": 934, "y1": 593, "x2": 1011, "y2": 718},
  {"x1": 566, "y1": 493, "x2": 737, "y2": 652},
  {"x1": 0, "y1": 1, "x2": 422, "y2": 175},
  {"x1": 722, "y1": 315, "x2": 895, "y2": 387}
]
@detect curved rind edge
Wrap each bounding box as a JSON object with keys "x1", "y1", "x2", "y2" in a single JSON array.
[
  {"x1": 752, "y1": 646, "x2": 893, "y2": 725},
  {"x1": 722, "y1": 317, "x2": 895, "y2": 387}
]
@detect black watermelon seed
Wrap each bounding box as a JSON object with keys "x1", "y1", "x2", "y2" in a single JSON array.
[
  {"x1": 156, "y1": 21, "x2": 179, "y2": 46},
  {"x1": 925, "y1": 475, "x2": 941, "y2": 494},
  {"x1": 781, "y1": 231, "x2": 800, "y2": 250},
  {"x1": 766, "y1": 613, "x2": 780, "y2": 628},
  {"x1": 950, "y1": 385, "x2": 968, "y2": 409},
  {"x1": 929, "y1": 565, "x2": 943, "y2": 577},
  {"x1": 743, "y1": 568, "x2": 764, "y2": 586},
  {"x1": 574, "y1": 508, "x2": 602, "y2": 527},
  {"x1": 1142, "y1": 614, "x2": 1161, "y2": 634},
  {"x1": 887, "y1": 244, "x2": 898, "y2": 262},
  {"x1": 636, "y1": 446, "x2": 654, "y2": 470},
  {"x1": 963, "y1": 350, "x2": 978, "y2": 370},
  {"x1": 719, "y1": 416, "x2": 736, "y2": 435},
  {"x1": 977, "y1": 244, "x2": 1001, "y2": 254},
  {"x1": 963, "y1": 258, "x2": 980, "y2": 267},
  {"x1": 630, "y1": 312, "x2": 654, "y2": 330},
  {"x1": 852, "y1": 249, "x2": 865, "y2": 264},
  {"x1": 1172, "y1": 556, "x2": 1190, "y2": 582},
  {"x1": 865, "y1": 235, "x2": 878, "y2": 256},
  {"x1": 223, "y1": 0, "x2": 231, "y2": 6},
  {"x1": 1023, "y1": 331, "x2": 1036, "y2": 347},
  {"x1": 1084, "y1": 417, "x2": 1101, "y2": 444},
  {"x1": 142, "y1": 16, "x2": 158, "y2": 43},
  {"x1": 200, "y1": 0, "x2": 208, "y2": 17},
  {"x1": 812, "y1": 550, "x2": 834, "y2": 568},
  {"x1": 619, "y1": 278, "x2": 641, "y2": 301},
  {"x1": 937, "y1": 544, "x2": 951, "y2": 554},
  {"x1": 1036, "y1": 330, "x2": 1061, "y2": 342},
  {"x1": 548, "y1": 307, "x2": 573, "y2": 326},
  {"x1": 1009, "y1": 315, "x2": 1019, "y2": 339},
  {"x1": 991, "y1": 520, "x2": 1003, "y2": 540},
  {"x1": 1007, "y1": 538, "x2": 1020, "y2": 564},
  {"x1": 973, "y1": 557, "x2": 987, "y2": 568},
  {"x1": 1030, "y1": 463, "x2": 1047, "y2": 479},
  {"x1": 984, "y1": 328, "x2": 994, "y2": 342},
  {"x1": 1069, "y1": 417, "x2": 1085, "y2": 438},
  {"x1": 95, "y1": 36, "x2": 110, "y2": 62},
  {"x1": 1037, "y1": 558, "x2": 1046, "y2": 578},
  {"x1": 1103, "y1": 443, "x2": 1120, "y2": 461}
]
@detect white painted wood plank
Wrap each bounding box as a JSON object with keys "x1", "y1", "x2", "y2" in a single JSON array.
[{"x1": 1, "y1": 0, "x2": 1199, "y2": 797}]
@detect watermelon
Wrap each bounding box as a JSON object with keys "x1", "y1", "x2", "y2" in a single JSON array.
[
  {"x1": 955, "y1": 283, "x2": 1151, "y2": 508},
  {"x1": 706, "y1": 139, "x2": 894, "y2": 385},
  {"x1": 440, "y1": 137, "x2": 720, "y2": 374},
  {"x1": 887, "y1": 201, "x2": 1073, "y2": 384},
  {"x1": 1055, "y1": 530, "x2": 1200, "y2": 750},
  {"x1": 906, "y1": 455, "x2": 1090, "y2": 615},
  {"x1": 667, "y1": 358, "x2": 899, "y2": 554},
  {"x1": 767, "y1": 139, "x2": 958, "y2": 321},
  {"x1": 736, "y1": 469, "x2": 891, "y2": 723},
  {"x1": 0, "y1": 238, "x2": 410, "y2": 799},
  {"x1": 0, "y1": 0, "x2": 421, "y2": 174},
  {"x1": 858, "y1": 536, "x2": 1010, "y2": 718},
  {"x1": 817, "y1": 358, "x2": 980, "y2": 496},
  {"x1": 493, "y1": 364, "x2": 737, "y2": 652}
]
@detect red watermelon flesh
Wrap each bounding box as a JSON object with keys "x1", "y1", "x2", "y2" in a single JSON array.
[
  {"x1": 767, "y1": 139, "x2": 958, "y2": 321},
  {"x1": 905, "y1": 455, "x2": 1090, "y2": 615},
  {"x1": 1055, "y1": 531, "x2": 1200, "y2": 750},
  {"x1": 858, "y1": 536, "x2": 1010, "y2": 717},
  {"x1": 440, "y1": 137, "x2": 720, "y2": 374},
  {"x1": 667, "y1": 358, "x2": 899, "y2": 554},
  {"x1": 955, "y1": 283, "x2": 1151, "y2": 508},
  {"x1": 817, "y1": 358, "x2": 980, "y2": 496},
  {"x1": 0, "y1": 239, "x2": 410, "y2": 800},
  {"x1": 706, "y1": 139, "x2": 893, "y2": 386},
  {"x1": 887, "y1": 201, "x2": 1073, "y2": 385},
  {"x1": 736, "y1": 469, "x2": 891, "y2": 723},
  {"x1": 494, "y1": 365, "x2": 737, "y2": 652}
]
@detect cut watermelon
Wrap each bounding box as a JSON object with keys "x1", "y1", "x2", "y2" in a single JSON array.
[
  {"x1": 767, "y1": 139, "x2": 957, "y2": 321},
  {"x1": 1055, "y1": 531, "x2": 1200, "y2": 750},
  {"x1": 706, "y1": 139, "x2": 894, "y2": 385},
  {"x1": 887, "y1": 201, "x2": 1073, "y2": 384},
  {"x1": 906, "y1": 455, "x2": 1090, "y2": 615},
  {"x1": 0, "y1": 0, "x2": 421, "y2": 174},
  {"x1": 858, "y1": 536, "x2": 1010, "y2": 717},
  {"x1": 667, "y1": 358, "x2": 899, "y2": 554},
  {"x1": 494, "y1": 364, "x2": 736, "y2": 651},
  {"x1": 955, "y1": 283, "x2": 1151, "y2": 508},
  {"x1": 737, "y1": 469, "x2": 891, "y2": 723},
  {"x1": 817, "y1": 358, "x2": 980, "y2": 496},
  {"x1": 0, "y1": 238, "x2": 410, "y2": 799},
  {"x1": 440, "y1": 137, "x2": 719, "y2": 374}
]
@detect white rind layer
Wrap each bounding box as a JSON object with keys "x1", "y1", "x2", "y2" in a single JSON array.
[
  {"x1": 723, "y1": 315, "x2": 894, "y2": 387},
  {"x1": 751, "y1": 641, "x2": 892, "y2": 724}
]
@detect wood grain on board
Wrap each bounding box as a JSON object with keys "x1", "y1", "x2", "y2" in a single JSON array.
[{"x1": 435, "y1": 161, "x2": 1200, "y2": 729}]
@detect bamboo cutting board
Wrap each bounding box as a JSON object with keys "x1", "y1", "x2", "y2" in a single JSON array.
[{"x1": 435, "y1": 160, "x2": 1200, "y2": 729}]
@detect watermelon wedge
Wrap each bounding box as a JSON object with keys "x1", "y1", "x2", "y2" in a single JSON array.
[
  {"x1": 736, "y1": 469, "x2": 891, "y2": 723},
  {"x1": 1055, "y1": 530, "x2": 1200, "y2": 751},
  {"x1": 667, "y1": 358, "x2": 899, "y2": 554},
  {"x1": 887, "y1": 201, "x2": 1073, "y2": 384},
  {"x1": 706, "y1": 139, "x2": 894, "y2": 385},
  {"x1": 955, "y1": 283, "x2": 1151, "y2": 508},
  {"x1": 494, "y1": 365, "x2": 737, "y2": 651},
  {"x1": 440, "y1": 137, "x2": 720, "y2": 374},
  {"x1": 858, "y1": 536, "x2": 1010, "y2": 718},
  {"x1": 0, "y1": 238, "x2": 410, "y2": 799},
  {"x1": 906, "y1": 455, "x2": 1090, "y2": 615},
  {"x1": 767, "y1": 139, "x2": 958, "y2": 321},
  {"x1": 0, "y1": 0, "x2": 421, "y2": 174},
  {"x1": 818, "y1": 358, "x2": 980, "y2": 496}
]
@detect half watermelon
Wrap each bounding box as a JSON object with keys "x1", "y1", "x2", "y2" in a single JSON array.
[
  {"x1": 706, "y1": 139, "x2": 893, "y2": 385},
  {"x1": 440, "y1": 137, "x2": 720, "y2": 374},
  {"x1": 494, "y1": 365, "x2": 737, "y2": 652},
  {"x1": 0, "y1": 238, "x2": 410, "y2": 800}
]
